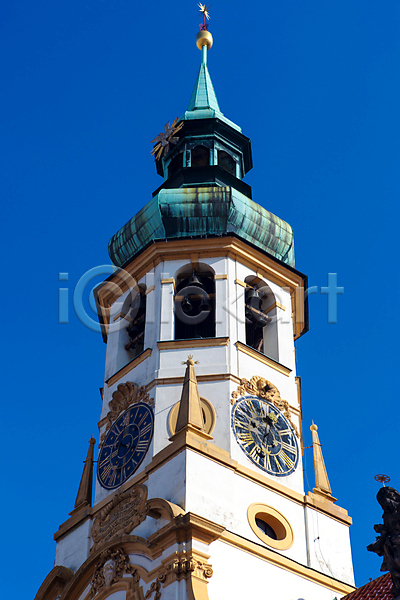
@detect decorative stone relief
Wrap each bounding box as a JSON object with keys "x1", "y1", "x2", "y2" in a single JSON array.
[
  {"x1": 144, "y1": 580, "x2": 162, "y2": 600},
  {"x1": 91, "y1": 485, "x2": 149, "y2": 552},
  {"x1": 101, "y1": 382, "x2": 154, "y2": 442},
  {"x1": 158, "y1": 552, "x2": 213, "y2": 585},
  {"x1": 90, "y1": 548, "x2": 139, "y2": 597},
  {"x1": 231, "y1": 375, "x2": 299, "y2": 437}
]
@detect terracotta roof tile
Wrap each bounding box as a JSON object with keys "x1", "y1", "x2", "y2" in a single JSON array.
[{"x1": 343, "y1": 573, "x2": 393, "y2": 600}]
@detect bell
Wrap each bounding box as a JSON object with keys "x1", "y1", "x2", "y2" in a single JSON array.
[
  {"x1": 199, "y1": 296, "x2": 212, "y2": 312},
  {"x1": 181, "y1": 295, "x2": 193, "y2": 315},
  {"x1": 255, "y1": 313, "x2": 270, "y2": 328},
  {"x1": 246, "y1": 287, "x2": 262, "y2": 306},
  {"x1": 189, "y1": 269, "x2": 205, "y2": 290},
  {"x1": 127, "y1": 324, "x2": 140, "y2": 339},
  {"x1": 130, "y1": 292, "x2": 146, "y2": 312},
  {"x1": 245, "y1": 305, "x2": 253, "y2": 321}
]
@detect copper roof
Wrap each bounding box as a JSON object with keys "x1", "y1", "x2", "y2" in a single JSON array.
[{"x1": 343, "y1": 573, "x2": 393, "y2": 600}]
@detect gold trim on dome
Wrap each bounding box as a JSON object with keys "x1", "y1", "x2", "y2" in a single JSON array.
[
  {"x1": 231, "y1": 375, "x2": 299, "y2": 437},
  {"x1": 235, "y1": 342, "x2": 292, "y2": 377},
  {"x1": 106, "y1": 349, "x2": 152, "y2": 387},
  {"x1": 158, "y1": 337, "x2": 229, "y2": 350},
  {"x1": 247, "y1": 503, "x2": 294, "y2": 550},
  {"x1": 168, "y1": 397, "x2": 216, "y2": 436}
]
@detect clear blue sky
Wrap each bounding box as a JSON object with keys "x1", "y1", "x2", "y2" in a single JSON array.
[{"x1": 2, "y1": 1, "x2": 399, "y2": 597}]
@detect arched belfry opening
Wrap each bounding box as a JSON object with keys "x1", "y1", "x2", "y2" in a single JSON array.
[
  {"x1": 191, "y1": 145, "x2": 210, "y2": 167},
  {"x1": 174, "y1": 265, "x2": 215, "y2": 340},
  {"x1": 244, "y1": 276, "x2": 278, "y2": 361},
  {"x1": 124, "y1": 286, "x2": 147, "y2": 357},
  {"x1": 218, "y1": 149, "x2": 236, "y2": 176}
]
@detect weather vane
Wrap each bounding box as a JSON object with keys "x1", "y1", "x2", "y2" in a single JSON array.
[
  {"x1": 198, "y1": 3, "x2": 210, "y2": 31},
  {"x1": 150, "y1": 118, "x2": 184, "y2": 161},
  {"x1": 375, "y1": 474, "x2": 391, "y2": 486}
]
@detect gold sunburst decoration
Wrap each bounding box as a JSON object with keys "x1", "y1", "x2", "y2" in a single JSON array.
[
  {"x1": 150, "y1": 118, "x2": 184, "y2": 161},
  {"x1": 198, "y1": 3, "x2": 211, "y2": 22}
]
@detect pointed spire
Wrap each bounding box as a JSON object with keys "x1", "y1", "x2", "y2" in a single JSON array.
[
  {"x1": 71, "y1": 437, "x2": 96, "y2": 513},
  {"x1": 175, "y1": 356, "x2": 205, "y2": 433},
  {"x1": 182, "y1": 25, "x2": 242, "y2": 132},
  {"x1": 187, "y1": 46, "x2": 221, "y2": 113},
  {"x1": 310, "y1": 423, "x2": 335, "y2": 501}
]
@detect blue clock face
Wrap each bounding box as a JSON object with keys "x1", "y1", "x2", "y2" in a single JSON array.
[
  {"x1": 97, "y1": 403, "x2": 154, "y2": 490},
  {"x1": 231, "y1": 396, "x2": 299, "y2": 477}
]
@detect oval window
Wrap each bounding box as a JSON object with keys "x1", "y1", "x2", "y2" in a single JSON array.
[{"x1": 247, "y1": 503, "x2": 294, "y2": 550}]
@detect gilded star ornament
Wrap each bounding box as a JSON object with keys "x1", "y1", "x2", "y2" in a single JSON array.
[
  {"x1": 198, "y1": 3, "x2": 211, "y2": 22},
  {"x1": 150, "y1": 118, "x2": 184, "y2": 161}
]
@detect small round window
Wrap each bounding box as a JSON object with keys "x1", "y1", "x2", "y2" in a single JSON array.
[{"x1": 247, "y1": 503, "x2": 294, "y2": 550}]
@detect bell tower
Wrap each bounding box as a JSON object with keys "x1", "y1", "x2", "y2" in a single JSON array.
[{"x1": 35, "y1": 11, "x2": 356, "y2": 600}]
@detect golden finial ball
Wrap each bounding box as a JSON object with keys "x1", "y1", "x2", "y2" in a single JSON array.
[{"x1": 196, "y1": 30, "x2": 213, "y2": 50}]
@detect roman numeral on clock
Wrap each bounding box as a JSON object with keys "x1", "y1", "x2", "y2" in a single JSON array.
[
  {"x1": 140, "y1": 423, "x2": 153, "y2": 436},
  {"x1": 279, "y1": 450, "x2": 295, "y2": 469},
  {"x1": 136, "y1": 440, "x2": 149, "y2": 452}
]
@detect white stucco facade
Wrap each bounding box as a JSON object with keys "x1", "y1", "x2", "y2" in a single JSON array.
[{"x1": 45, "y1": 245, "x2": 355, "y2": 600}]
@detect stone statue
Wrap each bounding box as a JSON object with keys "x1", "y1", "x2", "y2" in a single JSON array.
[{"x1": 367, "y1": 486, "x2": 400, "y2": 599}]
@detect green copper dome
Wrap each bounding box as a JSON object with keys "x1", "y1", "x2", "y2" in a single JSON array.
[
  {"x1": 108, "y1": 187, "x2": 294, "y2": 268},
  {"x1": 111, "y1": 43, "x2": 295, "y2": 270}
]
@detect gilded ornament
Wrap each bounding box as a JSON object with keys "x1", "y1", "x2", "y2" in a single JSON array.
[
  {"x1": 151, "y1": 118, "x2": 184, "y2": 161},
  {"x1": 198, "y1": 3, "x2": 210, "y2": 22},
  {"x1": 231, "y1": 375, "x2": 299, "y2": 437},
  {"x1": 145, "y1": 580, "x2": 162, "y2": 600},
  {"x1": 181, "y1": 354, "x2": 199, "y2": 366},
  {"x1": 101, "y1": 382, "x2": 154, "y2": 442},
  {"x1": 90, "y1": 548, "x2": 138, "y2": 597},
  {"x1": 91, "y1": 485, "x2": 149, "y2": 552},
  {"x1": 158, "y1": 551, "x2": 213, "y2": 584}
]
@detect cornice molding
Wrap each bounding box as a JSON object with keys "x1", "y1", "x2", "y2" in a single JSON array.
[
  {"x1": 47, "y1": 517, "x2": 355, "y2": 600},
  {"x1": 106, "y1": 349, "x2": 152, "y2": 387},
  {"x1": 235, "y1": 342, "x2": 292, "y2": 377},
  {"x1": 146, "y1": 372, "x2": 241, "y2": 390},
  {"x1": 220, "y1": 530, "x2": 355, "y2": 595},
  {"x1": 157, "y1": 337, "x2": 229, "y2": 350},
  {"x1": 55, "y1": 428, "x2": 350, "y2": 545},
  {"x1": 34, "y1": 565, "x2": 74, "y2": 600}
]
